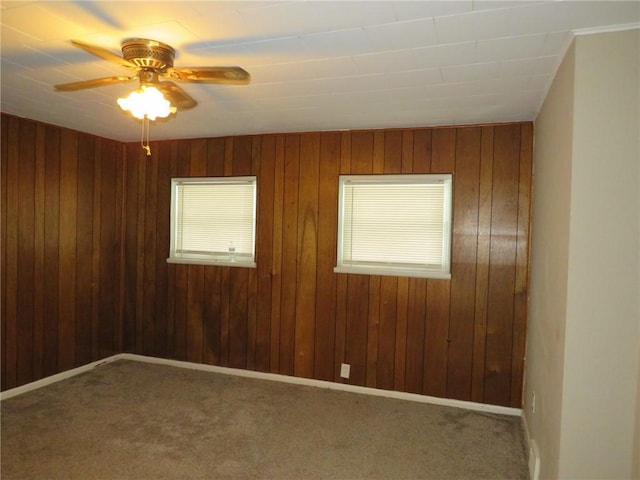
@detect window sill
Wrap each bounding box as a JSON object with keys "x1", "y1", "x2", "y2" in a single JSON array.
[
  {"x1": 333, "y1": 265, "x2": 450, "y2": 280},
  {"x1": 167, "y1": 257, "x2": 256, "y2": 268}
]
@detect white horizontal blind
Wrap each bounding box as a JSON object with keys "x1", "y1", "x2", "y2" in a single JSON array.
[
  {"x1": 337, "y1": 174, "x2": 452, "y2": 278},
  {"x1": 171, "y1": 177, "x2": 256, "y2": 264}
]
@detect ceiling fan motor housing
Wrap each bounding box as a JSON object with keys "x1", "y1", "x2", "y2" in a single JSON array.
[{"x1": 121, "y1": 39, "x2": 175, "y2": 71}]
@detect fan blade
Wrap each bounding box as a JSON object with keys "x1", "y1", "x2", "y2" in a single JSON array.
[
  {"x1": 54, "y1": 75, "x2": 136, "y2": 91},
  {"x1": 156, "y1": 81, "x2": 198, "y2": 110},
  {"x1": 166, "y1": 66, "x2": 250, "y2": 85},
  {"x1": 70, "y1": 39, "x2": 136, "y2": 69}
]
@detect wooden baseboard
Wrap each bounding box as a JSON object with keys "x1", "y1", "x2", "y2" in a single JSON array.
[
  {"x1": 0, "y1": 356, "x2": 121, "y2": 401},
  {"x1": 521, "y1": 413, "x2": 541, "y2": 480},
  {"x1": 2, "y1": 353, "x2": 523, "y2": 418}
]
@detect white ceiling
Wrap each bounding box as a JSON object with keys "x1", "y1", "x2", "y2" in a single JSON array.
[{"x1": 1, "y1": 1, "x2": 638, "y2": 142}]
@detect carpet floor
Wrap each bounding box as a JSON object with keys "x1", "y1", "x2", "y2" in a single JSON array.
[{"x1": 1, "y1": 359, "x2": 528, "y2": 479}]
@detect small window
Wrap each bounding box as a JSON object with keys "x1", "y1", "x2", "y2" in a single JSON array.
[
  {"x1": 335, "y1": 174, "x2": 452, "y2": 279},
  {"x1": 168, "y1": 176, "x2": 257, "y2": 267}
]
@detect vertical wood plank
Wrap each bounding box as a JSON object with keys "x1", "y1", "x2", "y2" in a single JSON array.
[
  {"x1": 232, "y1": 136, "x2": 253, "y2": 176},
  {"x1": 423, "y1": 127, "x2": 455, "y2": 397},
  {"x1": 3, "y1": 117, "x2": 19, "y2": 389},
  {"x1": 366, "y1": 275, "x2": 381, "y2": 388},
  {"x1": 246, "y1": 137, "x2": 261, "y2": 370},
  {"x1": 447, "y1": 127, "x2": 481, "y2": 401},
  {"x1": 165, "y1": 143, "x2": 180, "y2": 358},
  {"x1": 172, "y1": 141, "x2": 192, "y2": 360},
  {"x1": 185, "y1": 140, "x2": 208, "y2": 364},
  {"x1": 344, "y1": 132, "x2": 373, "y2": 385},
  {"x1": 173, "y1": 263, "x2": 189, "y2": 362},
  {"x1": 186, "y1": 265, "x2": 205, "y2": 364},
  {"x1": 99, "y1": 140, "x2": 118, "y2": 358},
  {"x1": 190, "y1": 138, "x2": 208, "y2": 176},
  {"x1": 484, "y1": 124, "x2": 520, "y2": 406},
  {"x1": 365, "y1": 132, "x2": 385, "y2": 388},
  {"x1": 350, "y1": 131, "x2": 374, "y2": 173},
  {"x1": 269, "y1": 136, "x2": 285, "y2": 373},
  {"x1": 90, "y1": 138, "x2": 102, "y2": 361},
  {"x1": 256, "y1": 136, "x2": 275, "y2": 372},
  {"x1": 229, "y1": 138, "x2": 252, "y2": 370},
  {"x1": 383, "y1": 130, "x2": 403, "y2": 172},
  {"x1": 334, "y1": 132, "x2": 351, "y2": 381},
  {"x1": 58, "y1": 129, "x2": 78, "y2": 371},
  {"x1": 141, "y1": 143, "x2": 159, "y2": 356},
  {"x1": 17, "y1": 120, "x2": 35, "y2": 384},
  {"x1": 207, "y1": 137, "x2": 225, "y2": 175},
  {"x1": 203, "y1": 267, "x2": 222, "y2": 365},
  {"x1": 511, "y1": 122, "x2": 533, "y2": 406},
  {"x1": 229, "y1": 136, "x2": 253, "y2": 370},
  {"x1": 412, "y1": 129, "x2": 432, "y2": 173},
  {"x1": 228, "y1": 267, "x2": 249, "y2": 369},
  {"x1": 113, "y1": 142, "x2": 125, "y2": 355},
  {"x1": 407, "y1": 130, "x2": 429, "y2": 397},
  {"x1": 1, "y1": 116, "x2": 9, "y2": 388},
  {"x1": 314, "y1": 132, "x2": 340, "y2": 381},
  {"x1": 377, "y1": 131, "x2": 404, "y2": 390},
  {"x1": 74, "y1": 134, "x2": 95, "y2": 366},
  {"x1": 395, "y1": 121, "x2": 415, "y2": 396},
  {"x1": 334, "y1": 277, "x2": 348, "y2": 383},
  {"x1": 294, "y1": 133, "x2": 319, "y2": 378},
  {"x1": 278, "y1": 135, "x2": 300, "y2": 375},
  {"x1": 153, "y1": 141, "x2": 171, "y2": 358},
  {"x1": 377, "y1": 276, "x2": 397, "y2": 390},
  {"x1": 372, "y1": 131, "x2": 385, "y2": 173},
  {"x1": 122, "y1": 143, "x2": 139, "y2": 352},
  {"x1": 431, "y1": 128, "x2": 456, "y2": 173},
  {"x1": 401, "y1": 130, "x2": 414, "y2": 173},
  {"x1": 471, "y1": 126, "x2": 494, "y2": 402},
  {"x1": 423, "y1": 280, "x2": 449, "y2": 397},
  {"x1": 134, "y1": 146, "x2": 147, "y2": 354},
  {"x1": 219, "y1": 265, "x2": 231, "y2": 366},
  {"x1": 404, "y1": 277, "x2": 427, "y2": 393},
  {"x1": 203, "y1": 138, "x2": 226, "y2": 365},
  {"x1": 43, "y1": 126, "x2": 60, "y2": 377},
  {"x1": 345, "y1": 274, "x2": 369, "y2": 386},
  {"x1": 394, "y1": 276, "x2": 409, "y2": 391},
  {"x1": 223, "y1": 137, "x2": 234, "y2": 176},
  {"x1": 33, "y1": 124, "x2": 46, "y2": 378}
]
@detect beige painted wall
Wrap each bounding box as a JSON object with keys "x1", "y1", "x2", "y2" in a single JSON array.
[
  {"x1": 560, "y1": 28, "x2": 640, "y2": 479},
  {"x1": 524, "y1": 40, "x2": 575, "y2": 480},
  {"x1": 526, "y1": 28, "x2": 640, "y2": 479}
]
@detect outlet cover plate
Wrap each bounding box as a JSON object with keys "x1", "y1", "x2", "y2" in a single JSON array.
[{"x1": 340, "y1": 363, "x2": 350, "y2": 379}]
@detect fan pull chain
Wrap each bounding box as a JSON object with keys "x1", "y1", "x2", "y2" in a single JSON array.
[{"x1": 141, "y1": 116, "x2": 151, "y2": 156}]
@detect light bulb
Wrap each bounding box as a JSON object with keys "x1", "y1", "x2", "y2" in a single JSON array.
[{"x1": 117, "y1": 85, "x2": 177, "y2": 121}]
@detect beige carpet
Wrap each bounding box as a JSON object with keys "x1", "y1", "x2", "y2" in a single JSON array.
[{"x1": 1, "y1": 360, "x2": 528, "y2": 479}]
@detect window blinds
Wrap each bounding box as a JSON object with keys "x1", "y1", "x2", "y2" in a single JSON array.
[
  {"x1": 172, "y1": 177, "x2": 256, "y2": 261},
  {"x1": 337, "y1": 174, "x2": 452, "y2": 278}
]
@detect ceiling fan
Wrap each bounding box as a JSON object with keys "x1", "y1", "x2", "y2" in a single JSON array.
[{"x1": 54, "y1": 38, "x2": 251, "y2": 111}]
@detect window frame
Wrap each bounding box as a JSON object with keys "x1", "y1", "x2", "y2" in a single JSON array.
[
  {"x1": 167, "y1": 176, "x2": 257, "y2": 268},
  {"x1": 334, "y1": 173, "x2": 453, "y2": 279}
]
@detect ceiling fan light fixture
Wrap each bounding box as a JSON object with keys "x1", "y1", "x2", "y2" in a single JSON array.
[{"x1": 117, "y1": 85, "x2": 176, "y2": 121}]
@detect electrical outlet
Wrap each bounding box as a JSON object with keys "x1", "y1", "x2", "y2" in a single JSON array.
[{"x1": 340, "y1": 363, "x2": 351, "y2": 379}]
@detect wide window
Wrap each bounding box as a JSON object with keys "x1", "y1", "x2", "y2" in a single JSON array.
[
  {"x1": 168, "y1": 176, "x2": 257, "y2": 267},
  {"x1": 335, "y1": 174, "x2": 452, "y2": 279}
]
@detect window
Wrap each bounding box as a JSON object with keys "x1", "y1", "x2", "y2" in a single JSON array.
[
  {"x1": 335, "y1": 174, "x2": 452, "y2": 279},
  {"x1": 168, "y1": 176, "x2": 257, "y2": 267}
]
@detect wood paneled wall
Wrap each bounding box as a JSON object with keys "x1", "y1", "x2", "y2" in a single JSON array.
[
  {"x1": 121, "y1": 123, "x2": 532, "y2": 407},
  {"x1": 1, "y1": 114, "x2": 124, "y2": 390},
  {"x1": 2, "y1": 114, "x2": 532, "y2": 408}
]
